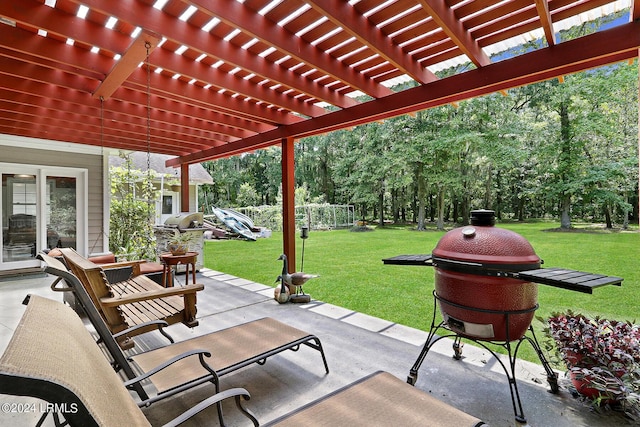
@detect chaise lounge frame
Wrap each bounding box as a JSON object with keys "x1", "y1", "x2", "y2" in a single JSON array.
[
  {"x1": 0, "y1": 294, "x2": 487, "y2": 427},
  {"x1": 0, "y1": 294, "x2": 258, "y2": 427},
  {"x1": 38, "y1": 252, "x2": 329, "y2": 408}
]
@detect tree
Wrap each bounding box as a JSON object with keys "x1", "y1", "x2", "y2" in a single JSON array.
[
  {"x1": 196, "y1": 39, "x2": 638, "y2": 228},
  {"x1": 337, "y1": 124, "x2": 391, "y2": 224},
  {"x1": 572, "y1": 64, "x2": 637, "y2": 227},
  {"x1": 109, "y1": 153, "x2": 157, "y2": 260},
  {"x1": 236, "y1": 182, "x2": 259, "y2": 207}
]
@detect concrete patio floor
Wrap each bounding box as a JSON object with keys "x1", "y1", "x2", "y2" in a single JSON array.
[{"x1": 0, "y1": 268, "x2": 634, "y2": 427}]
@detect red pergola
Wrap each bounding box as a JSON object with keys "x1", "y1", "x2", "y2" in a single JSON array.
[{"x1": 1, "y1": 0, "x2": 640, "y2": 269}]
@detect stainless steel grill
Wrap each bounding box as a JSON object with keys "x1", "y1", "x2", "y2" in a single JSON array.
[{"x1": 154, "y1": 212, "x2": 206, "y2": 271}]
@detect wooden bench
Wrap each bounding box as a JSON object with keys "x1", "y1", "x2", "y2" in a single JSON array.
[{"x1": 55, "y1": 248, "x2": 203, "y2": 349}]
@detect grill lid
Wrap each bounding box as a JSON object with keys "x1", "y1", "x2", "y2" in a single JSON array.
[
  {"x1": 432, "y1": 210, "x2": 541, "y2": 273},
  {"x1": 163, "y1": 212, "x2": 203, "y2": 229}
]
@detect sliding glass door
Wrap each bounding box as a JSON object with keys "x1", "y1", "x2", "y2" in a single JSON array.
[{"x1": 1, "y1": 164, "x2": 86, "y2": 271}]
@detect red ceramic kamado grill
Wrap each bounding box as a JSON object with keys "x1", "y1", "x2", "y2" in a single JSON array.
[
  {"x1": 383, "y1": 209, "x2": 623, "y2": 424},
  {"x1": 433, "y1": 209, "x2": 540, "y2": 342}
]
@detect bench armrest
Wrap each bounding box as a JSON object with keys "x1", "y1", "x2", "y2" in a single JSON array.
[
  {"x1": 100, "y1": 283, "x2": 204, "y2": 307},
  {"x1": 100, "y1": 260, "x2": 144, "y2": 269},
  {"x1": 100, "y1": 260, "x2": 145, "y2": 276}
]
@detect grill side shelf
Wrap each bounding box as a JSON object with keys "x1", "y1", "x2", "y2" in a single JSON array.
[
  {"x1": 382, "y1": 255, "x2": 623, "y2": 294},
  {"x1": 516, "y1": 268, "x2": 623, "y2": 294},
  {"x1": 382, "y1": 254, "x2": 433, "y2": 266}
]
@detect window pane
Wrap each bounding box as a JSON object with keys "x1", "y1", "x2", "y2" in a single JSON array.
[
  {"x1": 162, "y1": 195, "x2": 173, "y2": 214},
  {"x1": 47, "y1": 176, "x2": 76, "y2": 249},
  {"x1": 3, "y1": 174, "x2": 37, "y2": 262}
]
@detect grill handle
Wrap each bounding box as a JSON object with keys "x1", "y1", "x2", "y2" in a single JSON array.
[{"x1": 431, "y1": 256, "x2": 540, "y2": 278}]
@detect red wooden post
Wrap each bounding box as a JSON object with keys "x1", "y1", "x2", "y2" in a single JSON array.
[
  {"x1": 181, "y1": 163, "x2": 189, "y2": 212},
  {"x1": 281, "y1": 137, "x2": 296, "y2": 277}
]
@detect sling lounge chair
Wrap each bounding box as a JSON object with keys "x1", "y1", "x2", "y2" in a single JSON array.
[
  {"x1": 0, "y1": 295, "x2": 487, "y2": 427},
  {"x1": 58, "y1": 247, "x2": 203, "y2": 349},
  {"x1": 38, "y1": 252, "x2": 329, "y2": 408},
  {"x1": 0, "y1": 294, "x2": 258, "y2": 427},
  {"x1": 264, "y1": 371, "x2": 488, "y2": 427}
]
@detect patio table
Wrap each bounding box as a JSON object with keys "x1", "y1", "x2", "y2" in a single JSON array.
[{"x1": 161, "y1": 251, "x2": 198, "y2": 287}]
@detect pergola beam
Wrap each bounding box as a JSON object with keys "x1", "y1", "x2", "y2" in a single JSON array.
[
  {"x1": 0, "y1": 25, "x2": 108, "y2": 79},
  {"x1": 307, "y1": 0, "x2": 438, "y2": 84},
  {"x1": 416, "y1": 0, "x2": 491, "y2": 68},
  {"x1": 0, "y1": 63, "x2": 259, "y2": 141},
  {"x1": 73, "y1": 0, "x2": 372, "y2": 109},
  {"x1": 281, "y1": 137, "x2": 297, "y2": 275},
  {"x1": 0, "y1": 1, "x2": 131, "y2": 54},
  {"x1": 192, "y1": 0, "x2": 393, "y2": 100},
  {"x1": 534, "y1": 0, "x2": 556, "y2": 47},
  {"x1": 3, "y1": 1, "x2": 311, "y2": 126},
  {"x1": 92, "y1": 31, "x2": 161, "y2": 100},
  {"x1": 632, "y1": 0, "x2": 640, "y2": 21},
  {"x1": 146, "y1": 45, "x2": 329, "y2": 118}
]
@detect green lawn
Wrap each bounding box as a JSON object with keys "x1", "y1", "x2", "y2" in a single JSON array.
[{"x1": 203, "y1": 222, "x2": 640, "y2": 364}]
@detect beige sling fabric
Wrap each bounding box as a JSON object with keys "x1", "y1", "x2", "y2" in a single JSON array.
[
  {"x1": 267, "y1": 371, "x2": 486, "y2": 427},
  {"x1": 0, "y1": 296, "x2": 150, "y2": 427},
  {"x1": 132, "y1": 317, "x2": 312, "y2": 393}
]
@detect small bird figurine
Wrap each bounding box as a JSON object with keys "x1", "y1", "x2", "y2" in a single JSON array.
[
  {"x1": 277, "y1": 254, "x2": 319, "y2": 297},
  {"x1": 274, "y1": 273, "x2": 290, "y2": 304}
]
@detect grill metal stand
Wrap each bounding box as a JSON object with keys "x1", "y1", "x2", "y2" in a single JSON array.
[
  {"x1": 384, "y1": 252, "x2": 622, "y2": 424},
  {"x1": 407, "y1": 291, "x2": 559, "y2": 424}
]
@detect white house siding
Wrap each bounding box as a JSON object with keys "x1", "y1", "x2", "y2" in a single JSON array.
[{"x1": 0, "y1": 135, "x2": 105, "y2": 257}]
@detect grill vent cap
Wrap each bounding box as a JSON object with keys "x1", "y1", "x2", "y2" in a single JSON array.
[{"x1": 470, "y1": 209, "x2": 495, "y2": 226}]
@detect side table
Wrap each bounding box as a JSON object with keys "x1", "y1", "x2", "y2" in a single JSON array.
[{"x1": 160, "y1": 252, "x2": 198, "y2": 287}]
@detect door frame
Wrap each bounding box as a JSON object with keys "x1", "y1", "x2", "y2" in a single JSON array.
[{"x1": 0, "y1": 163, "x2": 87, "y2": 271}]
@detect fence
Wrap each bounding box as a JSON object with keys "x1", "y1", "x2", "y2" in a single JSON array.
[{"x1": 237, "y1": 204, "x2": 355, "y2": 231}]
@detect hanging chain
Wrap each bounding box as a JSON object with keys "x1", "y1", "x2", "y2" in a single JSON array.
[
  {"x1": 90, "y1": 96, "x2": 106, "y2": 254},
  {"x1": 145, "y1": 41, "x2": 155, "y2": 259},
  {"x1": 100, "y1": 96, "x2": 104, "y2": 149},
  {"x1": 146, "y1": 41, "x2": 151, "y2": 173}
]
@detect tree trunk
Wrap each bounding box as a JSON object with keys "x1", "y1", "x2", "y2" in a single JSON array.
[
  {"x1": 517, "y1": 197, "x2": 524, "y2": 221},
  {"x1": 411, "y1": 183, "x2": 418, "y2": 223},
  {"x1": 452, "y1": 200, "x2": 459, "y2": 225},
  {"x1": 416, "y1": 163, "x2": 426, "y2": 230},
  {"x1": 604, "y1": 204, "x2": 612, "y2": 229},
  {"x1": 429, "y1": 194, "x2": 435, "y2": 222},
  {"x1": 483, "y1": 166, "x2": 492, "y2": 210},
  {"x1": 560, "y1": 195, "x2": 571, "y2": 229},
  {"x1": 378, "y1": 189, "x2": 384, "y2": 227},
  {"x1": 392, "y1": 189, "x2": 399, "y2": 223},
  {"x1": 623, "y1": 198, "x2": 630, "y2": 230},
  {"x1": 559, "y1": 101, "x2": 572, "y2": 230},
  {"x1": 495, "y1": 170, "x2": 502, "y2": 219},
  {"x1": 436, "y1": 188, "x2": 445, "y2": 230}
]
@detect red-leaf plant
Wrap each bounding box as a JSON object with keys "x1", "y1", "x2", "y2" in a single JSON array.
[{"x1": 543, "y1": 310, "x2": 640, "y2": 411}]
